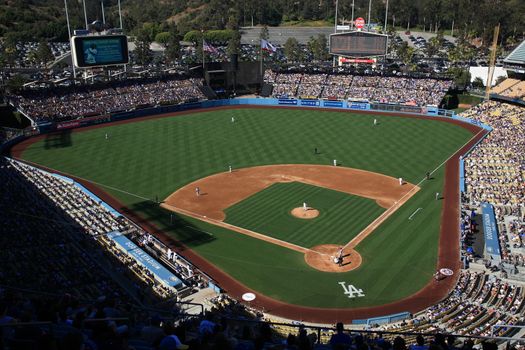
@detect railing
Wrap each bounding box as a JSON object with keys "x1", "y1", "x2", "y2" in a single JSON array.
[{"x1": 223, "y1": 317, "x2": 525, "y2": 345}]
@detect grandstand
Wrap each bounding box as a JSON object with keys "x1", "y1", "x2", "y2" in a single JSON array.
[
  {"x1": 493, "y1": 39, "x2": 525, "y2": 104},
  {"x1": 264, "y1": 71, "x2": 452, "y2": 107},
  {"x1": 3, "y1": 18, "x2": 525, "y2": 350}
]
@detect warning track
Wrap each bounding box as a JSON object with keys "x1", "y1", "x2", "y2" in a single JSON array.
[{"x1": 9, "y1": 105, "x2": 488, "y2": 323}]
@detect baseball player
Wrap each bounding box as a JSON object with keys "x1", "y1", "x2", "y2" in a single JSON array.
[
  {"x1": 195, "y1": 187, "x2": 200, "y2": 196},
  {"x1": 399, "y1": 177, "x2": 403, "y2": 186}
]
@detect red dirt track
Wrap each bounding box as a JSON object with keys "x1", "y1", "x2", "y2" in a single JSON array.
[{"x1": 9, "y1": 105, "x2": 487, "y2": 323}]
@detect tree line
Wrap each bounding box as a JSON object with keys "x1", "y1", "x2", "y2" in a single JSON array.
[{"x1": 0, "y1": 0, "x2": 523, "y2": 47}]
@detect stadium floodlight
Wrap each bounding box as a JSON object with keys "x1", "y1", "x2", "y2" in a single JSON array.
[
  {"x1": 384, "y1": 0, "x2": 389, "y2": 32},
  {"x1": 367, "y1": 0, "x2": 372, "y2": 29},
  {"x1": 334, "y1": 0, "x2": 338, "y2": 33},
  {"x1": 82, "y1": 0, "x2": 88, "y2": 29},
  {"x1": 351, "y1": 0, "x2": 355, "y2": 29},
  {"x1": 63, "y1": 0, "x2": 77, "y2": 81},
  {"x1": 101, "y1": 0, "x2": 106, "y2": 24},
  {"x1": 118, "y1": 0, "x2": 123, "y2": 29}
]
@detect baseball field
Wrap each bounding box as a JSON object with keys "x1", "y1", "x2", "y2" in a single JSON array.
[{"x1": 12, "y1": 106, "x2": 485, "y2": 322}]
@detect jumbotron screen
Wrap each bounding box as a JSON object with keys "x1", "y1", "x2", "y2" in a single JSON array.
[
  {"x1": 71, "y1": 35, "x2": 129, "y2": 68},
  {"x1": 329, "y1": 31, "x2": 388, "y2": 57}
]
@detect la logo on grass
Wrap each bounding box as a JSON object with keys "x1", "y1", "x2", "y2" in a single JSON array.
[{"x1": 339, "y1": 282, "x2": 365, "y2": 298}]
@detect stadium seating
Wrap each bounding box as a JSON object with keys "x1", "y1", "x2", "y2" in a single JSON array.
[
  {"x1": 491, "y1": 78, "x2": 521, "y2": 94},
  {"x1": 264, "y1": 70, "x2": 452, "y2": 106},
  {"x1": 8, "y1": 77, "x2": 206, "y2": 122},
  {"x1": 459, "y1": 101, "x2": 525, "y2": 270}
]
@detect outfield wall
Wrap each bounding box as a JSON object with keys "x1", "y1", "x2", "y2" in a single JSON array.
[{"x1": 30, "y1": 98, "x2": 493, "y2": 134}]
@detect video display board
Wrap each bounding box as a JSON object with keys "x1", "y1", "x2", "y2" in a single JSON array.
[
  {"x1": 71, "y1": 35, "x2": 129, "y2": 68},
  {"x1": 330, "y1": 31, "x2": 388, "y2": 58}
]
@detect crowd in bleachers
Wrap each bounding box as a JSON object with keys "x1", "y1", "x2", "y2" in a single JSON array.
[
  {"x1": 375, "y1": 270, "x2": 523, "y2": 339},
  {"x1": 8, "y1": 77, "x2": 205, "y2": 122},
  {"x1": 493, "y1": 79, "x2": 525, "y2": 101},
  {"x1": 0, "y1": 127, "x2": 23, "y2": 145},
  {"x1": 0, "y1": 158, "x2": 140, "y2": 304},
  {"x1": 264, "y1": 71, "x2": 452, "y2": 106},
  {"x1": 5, "y1": 158, "x2": 202, "y2": 299},
  {"x1": 459, "y1": 101, "x2": 525, "y2": 267}
]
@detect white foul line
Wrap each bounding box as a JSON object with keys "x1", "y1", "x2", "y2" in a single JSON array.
[{"x1": 408, "y1": 208, "x2": 423, "y2": 220}]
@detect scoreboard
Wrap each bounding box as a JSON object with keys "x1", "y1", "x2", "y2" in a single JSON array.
[
  {"x1": 71, "y1": 35, "x2": 129, "y2": 68},
  {"x1": 330, "y1": 31, "x2": 388, "y2": 58}
]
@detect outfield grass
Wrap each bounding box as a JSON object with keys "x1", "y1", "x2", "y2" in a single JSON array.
[
  {"x1": 225, "y1": 181, "x2": 385, "y2": 248},
  {"x1": 18, "y1": 108, "x2": 475, "y2": 308}
]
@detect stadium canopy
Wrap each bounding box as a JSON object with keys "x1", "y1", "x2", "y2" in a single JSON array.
[
  {"x1": 503, "y1": 40, "x2": 525, "y2": 73},
  {"x1": 504, "y1": 40, "x2": 525, "y2": 64}
]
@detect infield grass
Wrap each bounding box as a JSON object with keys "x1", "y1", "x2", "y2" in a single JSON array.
[
  {"x1": 17, "y1": 107, "x2": 476, "y2": 308},
  {"x1": 225, "y1": 181, "x2": 385, "y2": 248}
]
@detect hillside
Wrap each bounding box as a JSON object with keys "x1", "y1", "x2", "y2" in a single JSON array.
[{"x1": 0, "y1": 0, "x2": 523, "y2": 46}]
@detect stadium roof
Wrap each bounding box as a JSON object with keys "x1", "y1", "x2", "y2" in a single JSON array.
[{"x1": 504, "y1": 40, "x2": 525, "y2": 65}]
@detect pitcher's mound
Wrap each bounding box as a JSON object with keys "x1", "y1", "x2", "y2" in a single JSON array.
[
  {"x1": 291, "y1": 207, "x2": 320, "y2": 219},
  {"x1": 304, "y1": 244, "x2": 362, "y2": 272}
]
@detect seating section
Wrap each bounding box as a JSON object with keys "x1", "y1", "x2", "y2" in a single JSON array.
[
  {"x1": 9, "y1": 77, "x2": 206, "y2": 122},
  {"x1": 492, "y1": 78, "x2": 525, "y2": 100},
  {"x1": 264, "y1": 70, "x2": 452, "y2": 106},
  {"x1": 491, "y1": 78, "x2": 521, "y2": 94},
  {"x1": 375, "y1": 270, "x2": 523, "y2": 338},
  {"x1": 502, "y1": 80, "x2": 525, "y2": 99},
  {"x1": 459, "y1": 102, "x2": 525, "y2": 267},
  {"x1": 1, "y1": 158, "x2": 199, "y2": 302}
]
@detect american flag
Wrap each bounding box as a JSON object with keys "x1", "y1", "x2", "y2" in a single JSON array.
[
  {"x1": 261, "y1": 39, "x2": 277, "y2": 52},
  {"x1": 203, "y1": 40, "x2": 219, "y2": 54}
]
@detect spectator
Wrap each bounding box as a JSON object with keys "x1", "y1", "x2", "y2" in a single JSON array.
[{"x1": 329, "y1": 322, "x2": 352, "y2": 349}]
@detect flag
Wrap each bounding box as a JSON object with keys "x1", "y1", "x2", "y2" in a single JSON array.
[
  {"x1": 203, "y1": 41, "x2": 219, "y2": 54},
  {"x1": 261, "y1": 39, "x2": 277, "y2": 52}
]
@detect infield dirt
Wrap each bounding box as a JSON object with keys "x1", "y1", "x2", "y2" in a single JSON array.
[{"x1": 161, "y1": 164, "x2": 419, "y2": 272}]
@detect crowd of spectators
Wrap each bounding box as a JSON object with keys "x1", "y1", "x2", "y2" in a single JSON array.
[
  {"x1": 264, "y1": 71, "x2": 452, "y2": 106},
  {"x1": 497, "y1": 80, "x2": 525, "y2": 100},
  {"x1": 1, "y1": 158, "x2": 125, "y2": 299},
  {"x1": 459, "y1": 101, "x2": 525, "y2": 268},
  {"x1": 375, "y1": 270, "x2": 523, "y2": 339},
  {"x1": 460, "y1": 206, "x2": 478, "y2": 255},
  {"x1": 0, "y1": 127, "x2": 24, "y2": 145},
  {"x1": 6, "y1": 158, "x2": 202, "y2": 299},
  {"x1": 9, "y1": 77, "x2": 206, "y2": 122},
  {"x1": 461, "y1": 101, "x2": 525, "y2": 207}
]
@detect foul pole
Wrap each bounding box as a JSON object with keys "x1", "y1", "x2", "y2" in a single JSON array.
[{"x1": 485, "y1": 24, "x2": 500, "y2": 100}]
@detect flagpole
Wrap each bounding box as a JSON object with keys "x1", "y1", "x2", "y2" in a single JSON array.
[
  {"x1": 202, "y1": 37, "x2": 205, "y2": 71},
  {"x1": 260, "y1": 40, "x2": 263, "y2": 82}
]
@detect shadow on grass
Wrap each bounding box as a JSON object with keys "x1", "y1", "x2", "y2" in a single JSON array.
[
  {"x1": 44, "y1": 129, "x2": 72, "y2": 149},
  {"x1": 126, "y1": 200, "x2": 216, "y2": 252}
]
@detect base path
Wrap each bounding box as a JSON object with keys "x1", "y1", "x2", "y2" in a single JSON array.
[
  {"x1": 162, "y1": 164, "x2": 417, "y2": 221},
  {"x1": 161, "y1": 164, "x2": 419, "y2": 272}
]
